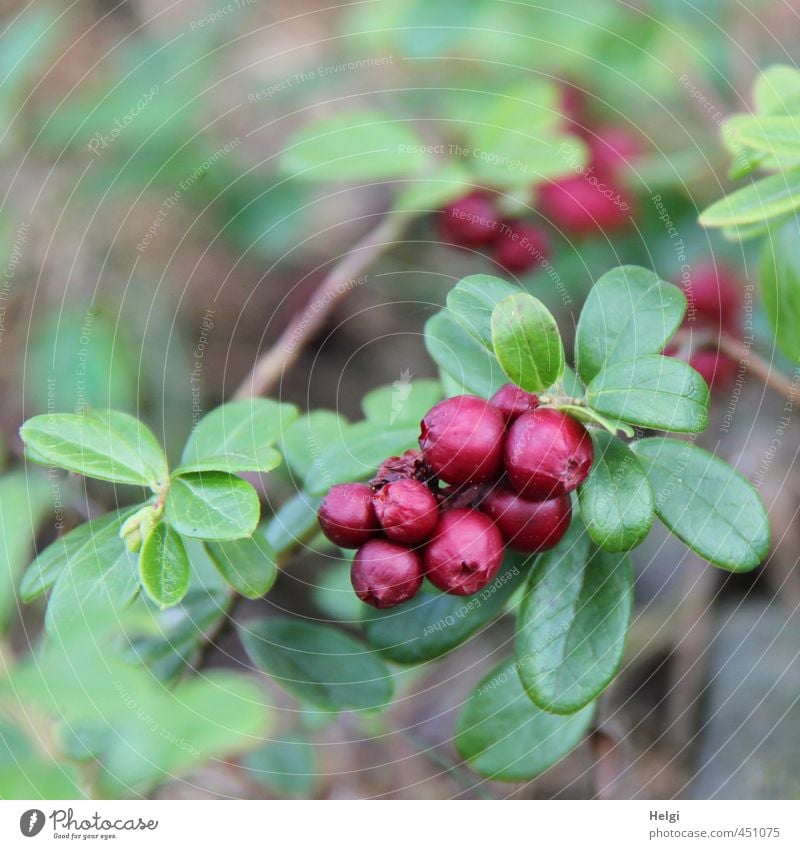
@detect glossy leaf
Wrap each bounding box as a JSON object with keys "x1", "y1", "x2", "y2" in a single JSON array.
[
  {"x1": 587, "y1": 355, "x2": 709, "y2": 433},
  {"x1": 491, "y1": 293, "x2": 564, "y2": 393},
  {"x1": 455, "y1": 658, "x2": 595, "y2": 781},
  {"x1": 238, "y1": 617, "x2": 393, "y2": 712},
  {"x1": 516, "y1": 521, "x2": 633, "y2": 713},
  {"x1": 699, "y1": 170, "x2": 800, "y2": 228},
  {"x1": 634, "y1": 438, "x2": 770, "y2": 571},
  {"x1": 139, "y1": 522, "x2": 190, "y2": 608},
  {"x1": 732, "y1": 116, "x2": 800, "y2": 157},
  {"x1": 361, "y1": 378, "x2": 442, "y2": 426},
  {"x1": 575, "y1": 266, "x2": 686, "y2": 382},
  {"x1": 761, "y1": 219, "x2": 800, "y2": 361},
  {"x1": 204, "y1": 536, "x2": 278, "y2": 599},
  {"x1": 280, "y1": 410, "x2": 348, "y2": 481},
  {"x1": 446, "y1": 274, "x2": 521, "y2": 348},
  {"x1": 165, "y1": 472, "x2": 260, "y2": 540},
  {"x1": 578, "y1": 431, "x2": 655, "y2": 551},
  {"x1": 20, "y1": 410, "x2": 168, "y2": 490},
  {"x1": 177, "y1": 399, "x2": 297, "y2": 475}
]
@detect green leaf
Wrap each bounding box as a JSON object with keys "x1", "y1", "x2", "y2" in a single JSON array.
[
  {"x1": 455, "y1": 658, "x2": 595, "y2": 781},
  {"x1": 732, "y1": 116, "x2": 800, "y2": 158},
  {"x1": 139, "y1": 522, "x2": 190, "y2": 608},
  {"x1": 516, "y1": 521, "x2": 633, "y2": 713},
  {"x1": 587, "y1": 355, "x2": 709, "y2": 433},
  {"x1": 279, "y1": 109, "x2": 430, "y2": 181},
  {"x1": 578, "y1": 431, "x2": 655, "y2": 551},
  {"x1": 44, "y1": 513, "x2": 140, "y2": 633},
  {"x1": 238, "y1": 617, "x2": 393, "y2": 712},
  {"x1": 20, "y1": 508, "x2": 137, "y2": 602},
  {"x1": 699, "y1": 170, "x2": 800, "y2": 228},
  {"x1": 753, "y1": 65, "x2": 800, "y2": 115},
  {"x1": 304, "y1": 421, "x2": 418, "y2": 496},
  {"x1": 554, "y1": 404, "x2": 635, "y2": 439},
  {"x1": 361, "y1": 378, "x2": 442, "y2": 426},
  {"x1": 393, "y1": 163, "x2": 472, "y2": 212},
  {"x1": 363, "y1": 557, "x2": 525, "y2": 664},
  {"x1": 176, "y1": 399, "x2": 297, "y2": 475},
  {"x1": 575, "y1": 266, "x2": 686, "y2": 383},
  {"x1": 446, "y1": 274, "x2": 521, "y2": 349},
  {"x1": 204, "y1": 536, "x2": 278, "y2": 599},
  {"x1": 634, "y1": 438, "x2": 770, "y2": 572},
  {"x1": 20, "y1": 410, "x2": 168, "y2": 490},
  {"x1": 165, "y1": 472, "x2": 260, "y2": 540},
  {"x1": 491, "y1": 293, "x2": 564, "y2": 393},
  {"x1": 280, "y1": 411, "x2": 348, "y2": 480},
  {"x1": 241, "y1": 732, "x2": 318, "y2": 798},
  {"x1": 424, "y1": 310, "x2": 507, "y2": 397},
  {"x1": 761, "y1": 219, "x2": 800, "y2": 361}
]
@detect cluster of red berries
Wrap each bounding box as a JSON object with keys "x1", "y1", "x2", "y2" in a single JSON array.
[
  {"x1": 438, "y1": 86, "x2": 640, "y2": 270},
  {"x1": 667, "y1": 262, "x2": 743, "y2": 390},
  {"x1": 318, "y1": 386, "x2": 594, "y2": 609}
]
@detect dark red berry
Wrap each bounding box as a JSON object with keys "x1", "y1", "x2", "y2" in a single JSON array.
[
  {"x1": 539, "y1": 175, "x2": 633, "y2": 236},
  {"x1": 351, "y1": 538, "x2": 424, "y2": 608},
  {"x1": 480, "y1": 485, "x2": 572, "y2": 553},
  {"x1": 489, "y1": 383, "x2": 539, "y2": 424},
  {"x1": 689, "y1": 348, "x2": 739, "y2": 390},
  {"x1": 424, "y1": 509, "x2": 504, "y2": 596},
  {"x1": 504, "y1": 408, "x2": 594, "y2": 499},
  {"x1": 439, "y1": 192, "x2": 499, "y2": 247},
  {"x1": 682, "y1": 262, "x2": 742, "y2": 333},
  {"x1": 494, "y1": 221, "x2": 550, "y2": 273},
  {"x1": 373, "y1": 478, "x2": 439, "y2": 545},
  {"x1": 589, "y1": 126, "x2": 641, "y2": 175},
  {"x1": 318, "y1": 483, "x2": 379, "y2": 548},
  {"x1": 419, "y1": 395, "x2": 505, "y2": 486}
]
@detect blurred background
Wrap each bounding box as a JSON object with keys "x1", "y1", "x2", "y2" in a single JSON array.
[{"x1": 1, "y1": 0, "x2": 799, "y2": 800}]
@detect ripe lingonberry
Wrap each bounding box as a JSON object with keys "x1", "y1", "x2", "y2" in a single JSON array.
[
  {"x1": 480, "y1": 485, "x2": 572, "y2": 553},
  {"x1": 504, "y1": 408, "x2": 594, "y2": 499},
  {"x1": 589, "y1": 126, "x2": 641, "y2": 175},
  {"x1": 689, "y1": 348, "x2": 739, "y2": 390},
  {"x1": 539, "y1": 175, "x2": 633, "y2": 235},
  {"x1": 373, "y1": 478, "x2": 439, "y2": 545},
  {"x1": 439, "y1": 192, "x2": 499, "y2": 247},
  {"x1": 419, "y1": 395, "x2": 505, "y2": 486},
  {"x1": 682, "y1": 262, "x2": 742, "y2": 333},
  {"x1": 351, "y1": 538, "x2": 424, "y2": 608},
  {"x1": 489, "y1": 383, "x2": 539, "y2": 424},
  {"x1": 424, "y1": 508, "x2": 504, "y2": 596},
  {"x1": 318, "y1": 483, "x2": 379, "y2": 548},
  {"x1": 494, "y1": 221, "x2": 550, "y2": 273}
]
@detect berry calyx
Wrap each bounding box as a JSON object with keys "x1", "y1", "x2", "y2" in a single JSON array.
[
  {"x1": 494, "y1": 221, "x2": 551, "y2": 273},
  {"x1": 351, "y1": 538, "x2": 424, "y2": 608},
  {"x1": 373, "y1": 478, "x2": 439, "y2": 545},
  {"x1": 489, "y1": 383, "x2": 539, "y2": 424},
  {"x1": 318, "y1": 483, "x2": 379, "y2": 549},
  {"x1": 439, "y1": 192, "x2": 499, "y2": 247},
  {"x1": 539, "y1": 175, "x2": 633, "y2": 236},
  {"x1": 480, "y1": 485, "x2": 572, "y2": 553},
  {"x1": 371, "y1": 449, "x2": 436, "y2": 491},
  {"x1": 419, "y1": 395, "x2": 505, "y2": 486},
  {"x1": 504, "y1": 408, "x2": 594, "y2": 499},
  {"x1": 424, "y1": 508, "x2": 505, "y2": 596}
]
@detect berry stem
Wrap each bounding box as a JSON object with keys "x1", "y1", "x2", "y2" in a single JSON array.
[{"x1": 233, "y1": 210, "x2": 416, "y2": 399}]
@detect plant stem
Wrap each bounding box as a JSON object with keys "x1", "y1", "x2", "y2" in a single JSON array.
[{"x1": 233, "y1": 210, "x2": 415, "y2": 400}]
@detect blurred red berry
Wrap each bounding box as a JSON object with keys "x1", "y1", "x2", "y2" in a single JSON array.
[
  {"x1": 373, "y1": 478, "x2": 439, "y2": 545},
  {"x1": 439, "y1": 192, "x2": 499, "y2": 247},
  {"x1": 682, "y1": 262, "x2": 743, "y2": 334},
  {"x1": 318, "y1": 483, "x2": 379, "y2": 548},
  {"x1": 351, "y1": 538, "x2": 424, "y2": 608},
  {"x1": 489, "y1": 383, "x2": 539, "y2": 424},
  {"x1": 539, "y1": 175, "x2": 634, "y2": 236},
  {"x1": 494, "y1": 221, "x2": 551, "y2": 272},
  {"x1": 589, "y1": 126, "x2": 642, "y2": 175},
  {"x1": 689, "y1": 348, "x2": 739, "y2": 390},
  {"x1": 480, "y1": 485, "x2": 572, "y2": 553}
]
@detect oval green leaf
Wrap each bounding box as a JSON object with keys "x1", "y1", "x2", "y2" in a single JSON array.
[
  {"x1": 165, "y1": 472, "x2": 260, "y2": 540},
  {"x1": 699, "y1": 170, "x2": 800, "y2": 228},
  {"x1": 634, "y1": 438, "x2": 770, "y2": 572},
  {"x1": 140, "y1": 522, "x2": 190, "y2": 608},
  {"x1": 204, "y1": 536, "x2": 278, "y2": 599},
  {"x1": 587, "y1": 355, "x2": 709, "y2": 433},
  {"x1": 446, "y1": 274, "x2": 521, "y2": 349}
]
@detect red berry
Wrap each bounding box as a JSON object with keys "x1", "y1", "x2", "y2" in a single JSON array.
[
  {"x1": 373, "y1": 478, "x2": 439, "y2": 545},
  {"x1": 494, "y1": 221, "x2": 551, "y2": 273},
  {"x1": 419, "y1": 395, "x2": 505, "y2": 486},
  {"x1": 351, "y1": 538, "x2": 424, "y2": 608},
  {"x1": 424, "y1": 508, "x2": 505, "y2": 596},
  {"x1": 589, "y1": 126, "x2": 641, "y2": 175},
  {"x1": 539, "y1": 175, "x2": 633, "y2": 235},
  {"x1": 558, "y1": 82, "x2": 588, "y2": 127},
  {"x1": 689, "y1": 348, "x2": 739, "y2": 390},
  {"x1": 318, "y1": 483, "x2": 379, "y2": 548},
  {"x1": 439, "y1": 192, "x2": 499, "y2": 247},
  {"x1": 682, "y1": 262, "x2": 742, "y2": 333},
  {"x1": 504, "y1": 408, "x2": 594, "y2": 499},
  {"x1": 489, "y1": 383, "x2": 539, "y2": 424},
  {"x1": 480, "y1": 485, "x2": 572, "y2": 553}
]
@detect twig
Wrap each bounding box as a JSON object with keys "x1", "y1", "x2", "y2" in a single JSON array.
[{"x1": 233, "y1": 211, "x2": 415, "y2": 400}]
